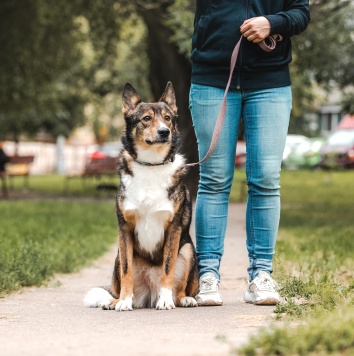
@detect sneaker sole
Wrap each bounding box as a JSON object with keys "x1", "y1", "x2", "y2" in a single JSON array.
[
  {"x1": 244, "y1": 291, "x2": 280, "y2": 305},
  {"x1": 195, "y1": 296, "x2": 223, "y2": 306},
  {"x1": 196, "y1": 299, "x2": 223, "y2": 306}
]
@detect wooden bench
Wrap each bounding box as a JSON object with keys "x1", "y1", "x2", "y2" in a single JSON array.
[
  {"x1": 64, "y1": 156, "x2": 118, "y2": 192},
  {"x1": 1, "y1": 155, "x2": 35, "y2": 196},
  {"x1": 82, "y1": 156, "x2": 117, "y2": 178}
]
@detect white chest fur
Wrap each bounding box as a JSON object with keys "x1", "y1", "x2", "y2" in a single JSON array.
[{"x1": 121, "y1": 154, "x2": 184, "y2": 255}]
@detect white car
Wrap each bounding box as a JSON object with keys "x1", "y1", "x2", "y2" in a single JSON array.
[{"x1": 282, "y1": 135, "x2": 310, "y2": 161}]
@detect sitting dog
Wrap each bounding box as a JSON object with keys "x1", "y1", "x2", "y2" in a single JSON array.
[{"x1": 84, "y1": 82, "x2": 198, "y2": 311}]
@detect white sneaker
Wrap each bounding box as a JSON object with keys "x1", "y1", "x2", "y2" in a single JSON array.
[
  {"x1": 195, "y1": 272, "x2": 223, "y2": 306},
  {"x1": 244, "y1": 271, "x2": 280, "y2": 305}
]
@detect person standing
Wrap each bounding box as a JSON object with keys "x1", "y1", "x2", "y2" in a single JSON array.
[{"x1": 189, "y1": 1, "x2": 310, "y2": 306}]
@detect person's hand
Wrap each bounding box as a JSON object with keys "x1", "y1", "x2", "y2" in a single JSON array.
[{"x1": 240, "y1": 17, "x2": 271, "y2": 43}]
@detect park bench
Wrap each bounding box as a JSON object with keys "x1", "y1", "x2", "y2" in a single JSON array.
[
  {"x1": 64, "y1": 156, "x2": 118, "y2": 192},
  {"x1": 1, "y1": 155, "x2": 35, "y2": 197},
  {"x1": 82, "y1": 156, "x2": 117, "y2": 178}
]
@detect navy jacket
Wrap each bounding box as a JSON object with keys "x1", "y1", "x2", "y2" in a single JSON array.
[{"x1": 191, "y1": 0, "x2": 310, "y2": 90}]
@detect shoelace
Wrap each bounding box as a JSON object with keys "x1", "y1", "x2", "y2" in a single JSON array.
[
  {"x1": 254, "y1": 275, "x2": 279, "y2": 292},
  {"x1": 200, "y1": 277, "x2": 217, "y2": 292}
]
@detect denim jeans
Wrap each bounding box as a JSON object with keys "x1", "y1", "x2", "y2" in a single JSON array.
[{"x1": 189, "y1": 83, "x2": 292, "y2": 281}]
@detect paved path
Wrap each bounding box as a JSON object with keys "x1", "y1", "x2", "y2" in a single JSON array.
[{"x1": 0, "y1": 204, "x2": 276, "y2": 356}]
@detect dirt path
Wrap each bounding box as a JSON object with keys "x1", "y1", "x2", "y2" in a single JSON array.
[{"x1": 0, "y1": 204, "x2": 276, "y2": 356}]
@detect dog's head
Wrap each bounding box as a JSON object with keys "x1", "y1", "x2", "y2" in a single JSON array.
[{"x1": 121, "y1": 82, "x2": 179, "y2": 164}]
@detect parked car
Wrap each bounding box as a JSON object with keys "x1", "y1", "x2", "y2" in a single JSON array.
[
  {"x1": 235, "y1": 141, "x2": 246, "y2": 167},
  {"x1": 87, "y1": 142, "x2": 122, "y2": 159},
  {"x1": 320, "y1": 130, "x2": 354, "y2": 169},
  {"x1": 283, "y1": 136, "x2": 325, "y2": 169},
  {"x1": 282, "y1": 135, "x2": 310, "y2": 162}
]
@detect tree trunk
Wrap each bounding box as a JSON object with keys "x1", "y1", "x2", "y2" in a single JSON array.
[{"x1": 138, "y1": 5, "x2": 199, "y2": 199}]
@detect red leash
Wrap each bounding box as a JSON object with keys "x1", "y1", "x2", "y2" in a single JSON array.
[{"x1": 186, "y1": 35, "x2": 282, "y2": 167}]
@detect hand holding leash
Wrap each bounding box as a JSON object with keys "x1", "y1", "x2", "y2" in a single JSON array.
[
  {"x1": 240, "y1": 16, "x2": 271, "y2": 44},
  {"x1": 186, "y1": 32, "x2": 282, "y2": 167}
]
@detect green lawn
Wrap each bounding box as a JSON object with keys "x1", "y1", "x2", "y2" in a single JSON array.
[
  {"x1": 2, "y1": 170, "x2": 354, "y2": 354},
  {"x1": 236, "y1": 169, "x2": 354, "y2": 355},
  {"x1": 0, "y1": 199, "x2": 117, "y2": 296},
  {"x1": 5, "y1": 174, "x2": 119, "y2": 197}
]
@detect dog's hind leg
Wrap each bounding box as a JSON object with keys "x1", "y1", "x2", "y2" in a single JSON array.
[
  {"x1": 186, "y1": 248, "x2": 199, "y2": 300},
  {"x1": 174, "y1": 243, "x2": 198, "y2": 308}
]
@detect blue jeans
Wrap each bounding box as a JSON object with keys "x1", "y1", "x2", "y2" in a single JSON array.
[{"x1": 189, "y1": 83, "x2": 292, "y2": 281}]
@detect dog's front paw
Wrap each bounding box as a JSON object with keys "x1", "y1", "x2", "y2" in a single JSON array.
[
  {"x1": 180, "y1": 296, "x2": 198, "y2": 307},
  {"x1": 115, "y1": 296, "x2": 133, "y2": 312},
  {"x1": 156, "y1": 288, "x2": 175, "y2": 310}
]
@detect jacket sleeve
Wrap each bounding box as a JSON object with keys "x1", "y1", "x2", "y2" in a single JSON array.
[{"x1": 264, "y1": 0, "x2": 310, "y2": 37}]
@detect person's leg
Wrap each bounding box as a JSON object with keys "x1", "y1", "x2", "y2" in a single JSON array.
[
  {"x1": 189, "y1": 84, "x2": 242, "y2": 281},
  {"x1": 242, "y1": 86, "x2": 292, "y2": 282}
]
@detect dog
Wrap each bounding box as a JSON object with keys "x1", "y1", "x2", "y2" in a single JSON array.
[{"x1": 84, "y1": 82, "x2": 198, "y2": 311}]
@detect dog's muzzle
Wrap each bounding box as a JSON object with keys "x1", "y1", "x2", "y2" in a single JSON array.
[{"x1": 145, "y1": 128, "x2": 170, "y2": 144}]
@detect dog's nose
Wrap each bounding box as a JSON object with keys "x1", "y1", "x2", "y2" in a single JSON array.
[{"x1": 157, "y1": 127, "x2": 170, "y2": 137}]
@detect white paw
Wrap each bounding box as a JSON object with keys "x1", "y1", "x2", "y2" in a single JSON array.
[
  {"x1": 180, "y1": 296, "x2": 198, "y2": 307},
  {"x1": 115, "y1": 296, "x2": 133, "y2": 311},
  {"x1": 156, "y1": 288, "x2": 175, "y2": 310}
]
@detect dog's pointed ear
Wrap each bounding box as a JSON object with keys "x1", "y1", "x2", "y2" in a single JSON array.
[
  {"x1": 159, "y1": 82, "x2": 177, "y2": 114},
  {"x1": 122, "y1": 83, "x2": 141, "y2": 116}
]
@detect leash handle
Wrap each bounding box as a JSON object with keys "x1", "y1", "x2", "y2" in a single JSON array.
[
  {"x1": 258, "y1": 34, "x2": 283, "y2": 52},
  {"x1": 186, "y1": 35, "x2": 282, "y2": 167}
]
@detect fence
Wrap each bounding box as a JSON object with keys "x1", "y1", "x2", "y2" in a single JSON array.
[{"x1": 3, "y1": 141, "x2": 93, "y2": 175}]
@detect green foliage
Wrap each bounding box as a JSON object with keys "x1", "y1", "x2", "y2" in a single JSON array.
[
  {"x1": 237, "y1": 170, "x2": 354, "y2": 355},
  {"x1": 342, "y1": 91, "x2": 354, "y2": 115},
  {"x1": 0, "y1": 1, "x2": 86, "y2": 140},
  {"x1": 1, "y1": 0, "x2": 354, "y2": 142},
  {"x1": 0, "y1": 199, "x2": 117, "y2": 296},
  {"x1": 275, "y1": 171, "x2": 354, "y2": 317},
  {"x1": 290, "y1": 1, "x2": 354, "y2": 126},
  {"x1": 295, "y1": 1, "x2": 354, "y2": 88},
  {"x1": 0, "y1": 0, "x2": 150, "y2": 142},
  {"x1": 6, "y1": 174, "x2": 119, "y2": 197},
  {"x1": 239, "y1": 306, "x2": 354, "y2": 355},
  {"x1": 165, "y1": 0, "x2": 195, "y2": 57}
]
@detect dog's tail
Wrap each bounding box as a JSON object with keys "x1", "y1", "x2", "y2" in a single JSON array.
[{"x1": 83, "y1": 287, "x2": 114, "y2": 308}]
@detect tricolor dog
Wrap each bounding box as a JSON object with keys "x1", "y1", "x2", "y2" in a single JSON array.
[{"x1": 84, "y1": 82, "x2": 198, "y2": 311}]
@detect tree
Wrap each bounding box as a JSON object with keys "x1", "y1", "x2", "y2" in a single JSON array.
[
  {"x1": 0, "y1": 1, "x2": 87, "y2": 141},
  {"x1": 0, "y1": 0, "x2": 143, "y2": 142},
  {"x1": 135, "y1": 0, "x2": 199, "y2": 196},
  {"x1": 290, "y1": 0, "x2": 354, "y2": 121}
]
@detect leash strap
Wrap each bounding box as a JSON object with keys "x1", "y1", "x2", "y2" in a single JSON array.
[
  {"x1": 258, "y1": 34, "x2": 283, "y2": 52},
  {"x1": 186, "y1": 34, "x2": 282, "y2": 167}
]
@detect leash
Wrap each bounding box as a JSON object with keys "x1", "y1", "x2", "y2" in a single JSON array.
[{"x1": 186, "y1": 34, "x2": 282, "y2": 167}]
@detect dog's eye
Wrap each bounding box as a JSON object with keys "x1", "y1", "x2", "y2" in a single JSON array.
[
  {"x1": 164, "y1": 115, "x2": 171, "y2": 121},
  {"x1": 142, "y1": 116, "x2": 152, "y2": 122}
]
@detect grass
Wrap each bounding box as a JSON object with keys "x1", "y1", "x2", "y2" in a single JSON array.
[
  {"x1": 238, "y1": 306, "x2": 354, "y2": 356},
  {"x1": 1, "y1": 172, "x2": 241, "y2": 296},
  {"x1": 0, "y1": 199, "x2": 117, "y2": 296},
  {"x1": 2, "y1": 170, "x2": 354, "y2": 354},
  {"x1": 5, "y1": 173, "x2": 119, "y2": 197},
  {"x1": 235, "y1": 169, "x2": 354, "y2": 355}
]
